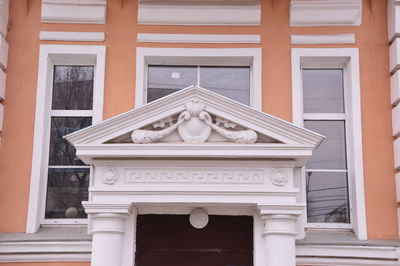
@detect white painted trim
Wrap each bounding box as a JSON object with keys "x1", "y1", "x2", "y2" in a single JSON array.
[
  {"x1": 1, "y1": 240, "x2": 399, "y2": 264},
  {"x1": 391, "y1": 70, "x2": 400, "y2": 105},
  {"x1": 291, "y1": 48, "x2": 367, "y2": 240},
  {"x1": 50, "y1": 110, "x2": 93, "y2": 117},
  {"x1": 26, "y1": 44, "x2": 106, "y2": 233},
  {"x1": 0, "y1": 103, "x2": 3, "y2": 131},
  {"x1": 40, "y1": 31, "x2": 105, "y2": 42},
  {"x1": 41, "y1": 0, "x2": 107, "y2": 24},
  {"x1": 291, "y1": 34, "x2": 356, "y2": 45},
  {"x1": 135, "y1": 47, "x2": 262, "y2": 111},
  {"x1": 0, "y1": 69, "x2": 5, "y2": 101},
  {"x1": 388, "y1": 0, "x2": 400, "y2": 42},
  {"x1": 290, "y1": 0, "x2": 362, "y2": 27},
  {"x1": 137, "y1": 0, "x2": 261, "y2": 26},
  {"x1": 396, "y1": 173, "x2": 400, "y2": 203},
  {"x1": 0, "y1": 0, "x2": 9, "y2": 38},
  {"x1": 390, "y1": 38, "x2": 400, "y2": 73},
  {"x1": 303, "y1": 113, "x2": 346, "y2": 120},
  {"x1": 0, "y1": 34, "x2": 8, "y2": 70},
  {"x1": 137, "y1": 33, "x2": 261, "y2": 44}
]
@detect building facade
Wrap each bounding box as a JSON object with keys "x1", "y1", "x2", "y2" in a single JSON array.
[{"x1": 0, "y1": 0, "x2": 399, "y2": 265}]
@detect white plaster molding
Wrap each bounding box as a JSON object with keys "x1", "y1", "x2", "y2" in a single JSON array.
[
  {"x1": 390, "y1": 38, "x2": 400, "y2": 73},
  {"x1": 0, "y1": 34, "x2": 8, "y2": 70},
  {"x1": 1, "y1": 240, "x2": 399, "y2": 264},
  {"x1": 40, "y1": 31, "x2": 105, "y2": 42},
  {"x1": 138, "y1": 0, "x2": 261, "y2": 26},
  {"x1": 41, "y1": 0, "x2": 107, "y2": 24},
  {"x1": 131, "y1": 100, "x2": 257, "y2": 144},
  {"x1": 137, "y1": 33, "x2": 261, "y2": 43},
  {"x1": 0, "y1": 103, "x2": 3, "y2": 131},
  {"x1": 394, "y1": 137, "x2": 400, "y2": 169},
  {"x1": 388, "y1": 0, "x2": 400, "y2": 42},
  {"x1": 0, "y1": 69, "x2": 5, "y2": 101},
  {"x1": 0, "y1": 0, "x2": 9, "y2": 38},
  {"x1": 290, "y1": 0, "x2": 362, "y2": 27},
  {"x1": 396, "y1": 173, "x2": 400, "y2": 203},
  {"x1": 391, "y1": 71, "x2": 400, "y2": 105},
  {"x1": 393, "y1": 104, "x2": 400, "y2": 137},
  {"x1": 291, "y1": 34, "x2": 355, "y2": 45}
]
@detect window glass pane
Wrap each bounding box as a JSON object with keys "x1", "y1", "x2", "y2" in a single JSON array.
[
  {"x1": 306, "y1": 171, "x2": 350, "y2": 223},
  {"x1": 200, "y1": 66, "x2": 250, "y2": 105},
  {"x1": 45, "y1": 168, "x2": 89, "y2": 219},
  {"x1": 147, "y1": 66, "x2": 197, "y2": 103},
  {"x1": 48, "y1": 117, "x2": 92, "y2": 166},
  {"x1": 302, "y1": 69, "x2": 344, "y2": 113},
  {"x1": 304, "y1": 120, "x2": 347, "y2": 170},
  {"x1": 52, "y1": 66, "x2": 94, "y2": 110}
]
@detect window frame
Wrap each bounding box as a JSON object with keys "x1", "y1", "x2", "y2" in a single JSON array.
[
  {"x1": 26, "y1": 45, "x2": 106, "y2": 233},
  {"x1": 291, "y1": 48, "x2": 367, "y2": 240},
  {"x1": 135, "y1": 47, "x2": 262, "y2": 110}
]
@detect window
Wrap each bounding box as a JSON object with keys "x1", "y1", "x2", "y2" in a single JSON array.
[
  {"x1": 291, "y1": 48, "x2": 367, "y2": 240},
  {"x1": 45, "y1": 66, "x2": 94, "y2": 220},
  {"x1": 136, "y1": 47, "x2": 262, "y2": 109},
  {"x1": 302, "y1": 69, "x2": 350, "y2": 223},
  {"x1": 27, "y1": 45, "x2": 106, "y2": 233},
  {"x1": 147, "y1": 65, "x2": 250, "y2": 105}
]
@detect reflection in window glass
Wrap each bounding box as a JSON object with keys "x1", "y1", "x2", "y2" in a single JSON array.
[
  {"x1": 52, "y1": 66, "x2": 94, "y2": 110},
  {"x1": 303, "y1": 69, "x2": 344, "y2": 113},
  {"x1": 48, "y1": 117, "x2": 92, "y2": 166},
  {"x1": 147, "y1": 66, "x2": 197, "y2": 103},
  {"x1": 45, "y1": 65, "x2": 94, "y2": 220},
  {"x1": 147, "y1": 65, "x2": 250, "y2": 105},
  {"x1": 304, "y1": 121, "x2": 347, "y2": 170},
  {"x1": 306, "y1": 172, "x2": 350, "y2": 223},
  {"x1": 45, "y1": 168, "x2": 89, "y2": 219},
  {"x1": 200, "y1": 67, "x2": 250, "y2": 105}
]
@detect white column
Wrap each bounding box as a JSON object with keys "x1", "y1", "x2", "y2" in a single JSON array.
[
  {"x1": 258, "y1": 204, "x2": 304, "y2": 266},
  {"x1": 83, "y1": 202, "x2": 133, "y2": 266}
]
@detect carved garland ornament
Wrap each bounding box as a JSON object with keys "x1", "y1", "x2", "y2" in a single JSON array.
[{"x1": 131, "y1": 100, "x2": 257, "y2": 144}]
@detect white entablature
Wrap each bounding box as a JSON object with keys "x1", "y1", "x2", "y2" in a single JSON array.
[{"x1": 66, "y1": 85, "x2": 323, "y2": 165}]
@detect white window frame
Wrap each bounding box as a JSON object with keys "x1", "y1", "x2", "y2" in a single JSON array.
[
  {"x1": 291, "y1": 48, "x2": 367, "y2": 240},
  {"x1": 26, "y1": 45, "x2": 106, "y2": 233},
  {"x1": 135, "y1": 47, "x2": 262, "y2": 110}
]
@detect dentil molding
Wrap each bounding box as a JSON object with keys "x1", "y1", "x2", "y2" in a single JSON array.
[{"x1": 290, "y1": 0, "x2": 362, "y2": 27}]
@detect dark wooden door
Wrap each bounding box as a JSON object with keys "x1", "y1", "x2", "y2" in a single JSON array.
[{"x1": 135, "y1": 215, "x2": 253, "y2": 266}]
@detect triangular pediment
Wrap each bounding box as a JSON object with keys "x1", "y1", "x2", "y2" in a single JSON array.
[{"x1": 66, "y1": 86, "x2": 323, "y2": 149}]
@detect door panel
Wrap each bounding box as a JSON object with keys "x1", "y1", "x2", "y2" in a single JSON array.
[{"x1": 135, "y1": 215, "x2": 253, "y2": 266}]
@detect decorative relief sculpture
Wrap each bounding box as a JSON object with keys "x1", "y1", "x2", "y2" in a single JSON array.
[
  {"x1": 131, "y1": 100, "x2": 257, "y2": 144},
  {"x1": 269, "y1": 169, "x2": 289, "y2": 187},
  {"x1": 102, "y1": 168, "x2": 119, "y2": 185}
]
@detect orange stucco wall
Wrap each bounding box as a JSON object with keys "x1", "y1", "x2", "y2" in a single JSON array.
[{"x1": 0, "y1": 0, "x2": 397, "y2": 240}]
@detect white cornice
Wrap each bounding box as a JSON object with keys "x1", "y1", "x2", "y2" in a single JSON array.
[
  {"x1": 41, "y1": 0, "x2": 107, "y2": 24},
  {"x1": 291, "y1": 34, "x2": 355, "y2": 45},
  {"x1": 40, "y1": 31, "x2": 105, "y2": 42},
  {"x1": 290, "y1": 0, "x2": 362, "y2": 27},
  {"x1": 138, "y1": 0, "x2": 260, "y2": 26},
  {"x1": 137, "y1": 33, "x2": 261, "y2": 44}
]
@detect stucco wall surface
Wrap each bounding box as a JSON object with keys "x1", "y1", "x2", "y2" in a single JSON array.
[{"x1": 0, "y1": 0, "x2": 397, "y2": 239}]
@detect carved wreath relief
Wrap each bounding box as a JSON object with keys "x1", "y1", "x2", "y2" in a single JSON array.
[
  {"x1": 269, "y1": 169, "x2": 289, "y2": 187},
  {"x1": 131, "y1": 100, "x2": 257, "y2": 144},
  {"x1": 102, "y1": 168, "x2": 119, "y2": 185}
]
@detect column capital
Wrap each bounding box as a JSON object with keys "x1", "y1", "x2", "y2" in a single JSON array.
[
  {"x1": 257, "y1": 203, "x2": 305, "y2": 218},
  {"x1": 82, "y1": 201, "x2": 134, "y2": 234},
  {"x1": 257, "y1": 203, "x2": 305, "y2": 237}
]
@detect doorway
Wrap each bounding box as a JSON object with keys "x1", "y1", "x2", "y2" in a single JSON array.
[{"x1": 135, "y1": 214, "x2": 253, "y2": 266}]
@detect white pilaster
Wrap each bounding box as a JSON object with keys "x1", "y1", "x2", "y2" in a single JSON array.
[
  {"x1": 258, "y1": 204, "x2": 304, "y2": 266},
  {"x1": 83, "y1": 202, "x2": 134, "y2": 266}
]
